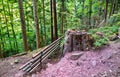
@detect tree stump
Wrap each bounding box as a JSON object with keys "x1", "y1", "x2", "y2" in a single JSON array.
[{"x1": 63, "y1": 30, "x2": 94, "y2": 53}]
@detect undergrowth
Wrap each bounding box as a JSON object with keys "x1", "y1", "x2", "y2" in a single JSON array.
[{"x1": 89, "y1": 25, "x2": 119, "y2": 48}]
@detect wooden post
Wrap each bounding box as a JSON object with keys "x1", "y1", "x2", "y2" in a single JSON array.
[
  {"x1": 40, "y1": 52, "x2": 43, "y2": 69},
  {"x1": 118, "y1": 28, "x2": 120, "y2": 38}
]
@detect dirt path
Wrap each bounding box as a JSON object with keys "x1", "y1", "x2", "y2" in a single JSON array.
[
  {"x1": 0, "y1": 48, "x2": 44, "y2": 77},
  {"x1": 0, "y1": 41, "x2": 120, "y2": 77},
  {"x1": 36, "y1": 41, "x2": 120, "y2": 77}
]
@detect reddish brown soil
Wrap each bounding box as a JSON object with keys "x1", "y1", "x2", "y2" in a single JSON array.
[
  {"x1": 0, "y1": 49, "x2": 43, "y2": 77},
  {"x1": 36, "y1": 41, "x2": 120, "y2": 77},
  {"x1": 0, "y1": 41, "x2": 120, "y2": 77}
]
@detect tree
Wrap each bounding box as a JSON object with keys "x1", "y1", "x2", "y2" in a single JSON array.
[
  {"x1": 33, "y1": 0, "x2": 41, "y2": 48},
  {"x1": 89, "y1": 0, "x2": 92, "y2": 27},
  {"x1": 18, "y1": 0, "x2": 29, "y2": 51},
  {"x1": 42, "y1": 0, "x2": 46, "y2": 44},
  {"x1": 0, "y1": 28, "x2": 3, "y2": 58},
  {"x1": 105, "y1": 0, "x2": 109, "y2": 22},
  {"x1": 112, "y1": 0, "x2": 117, "y2": 14},
  {"x1": 2, "y1": 0, "x2": 12, "y2": 52},
  {"x1": 53, "y1": 0, "x2": 58, "y2": 40},
  {"x1": 7, "y1": 0, "x2": 18, "y2": 51},
  {"x1": 81, "y1": 0, "x2": 85, "y2": 24},
  {"x1": 61, "y1": 0, "x2": 65, "y2": 34},
  {"x1": 0, "y1": 43, "x2": 2, "y2": 58},
  {"x1": 50, "y1": 0, "x2": 54, "y2": 42}
]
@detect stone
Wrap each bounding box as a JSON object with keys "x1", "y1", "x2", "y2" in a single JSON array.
[
  {"x1": 91, "y1": 60, "x2": 97, "y2": 67},
  {"x1": 31, "y1": 74, "x2": 36, "y2": 77},
  {"x1": 109, "y1": 34, "x2": 118, "y2": 41},
  {"x1": 76, "y1": 61, "x2": 82, "y2": 66},
  {"x1": 69, "y1": 52, "x2": 84, "y2": 60},
  {"x1": 96, "y1": 32, "x2": 104, "y2": 37},
  {"x1": 14, "y1": 59, "x2": 19, "y2": 64},
  {"x1": 47, "y1": 63, "x2": 52, "y2": 67}
]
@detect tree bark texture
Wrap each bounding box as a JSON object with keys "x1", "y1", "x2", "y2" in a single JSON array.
[
  {"x1": 105, "y1": 0, "x2": 109, "y2": 22},
  {"x1": 61, "y1": 0, "x2": 65, "y2": 34},
  {"x1": 18, "y1": 0, "x2": 29, "y2": 51},
  {"x1": 33, "y1": 0, "x2": 41, "y2": 48},
  {"x1": 89, "y1": 0, "x2": 92, "y2": 27},
  {"x1": 42, "y1": 0, "x2": 46, "y2": 44},
  {"x1": 63, "y1": 30, "x2": 94, "y2": 53},
  {"x1": 53, "y1": 0, "x2": 58, "y2": 40},
  {"x1": 50, "y1": 0, "x2": 54, "y2": 42}
]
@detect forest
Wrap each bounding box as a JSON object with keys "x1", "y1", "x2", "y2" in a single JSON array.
[
  {"x1": 0, "y1": 0, "x2": 120, "y2": 58},
  {"x1": 0, "y1": 0, "x2": 120, "y2": 77}
]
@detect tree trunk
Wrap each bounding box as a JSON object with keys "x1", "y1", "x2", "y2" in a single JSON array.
[
  {"x1": 33, "y1": 0, "x2": 41, "y2": 49},
  {"x1": 18, "y1": 0, "x2": 29, "y2": 51},
  {"x1": 105, "y1": 0, "x2": 109, "y2": 22},
  {"x1": 50, "y1": 0, "x2": 54, "y2": 42},
  {"x1": 42, "y1": 0, "x2": 46, "y2": 44},
  {"x1": 112, "y1": 0, "x2": 117, "y2": 14},
  {"x1": 109, "y1": 0, "x2": 117, "y2": 18},
  {"x1": 109, "y1": 0, "x2": 114, "y2": 18},
  {"x1": 0, "y1": 24, "x2": 5, "y2": 50},
  {"x1": 81, "y1": 0, "x2": 84, "y2": 24},
  {"x1": 116, "y1": 0, "x2": 119, "y2": 13},
  {"x1": 0, "y1": 26, "x2": 3, "y2": 58},
  {"x1": 61, "y1": 0, "x2": 65, "y2": 34},
  {"x1": 0, "y1": 43, "x2": 3, "y2": 58},
  {"x1": 89, "y1": 0, "x2": 92, "y2": 27},
  {"x1": 53, "y1": 0, "x2": 58, "y2": 40}
]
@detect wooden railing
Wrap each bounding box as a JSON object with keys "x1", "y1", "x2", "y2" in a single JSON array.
[{"x1": 19, "y1": 36, "x2": 64, "y2": 73}]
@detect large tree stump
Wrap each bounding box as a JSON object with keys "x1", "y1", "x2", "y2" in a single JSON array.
[{"x1": 63, "y1": 30, "x2": 94, "y2": 53}]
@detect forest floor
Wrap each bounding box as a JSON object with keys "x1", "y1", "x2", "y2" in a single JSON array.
[
  {"x1": 0, "y1": 47, "x2": 46, "y2": 77},
  {"x1": 0, "y1": 40, "x2": 120, "y2": 77}
]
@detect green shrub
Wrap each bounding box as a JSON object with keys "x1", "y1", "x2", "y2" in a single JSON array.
[{"x1": 89, "y1": 25, "x2": 119, "y2": 48}]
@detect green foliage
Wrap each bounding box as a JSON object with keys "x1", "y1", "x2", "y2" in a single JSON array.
[
  {"x1": 107, "y1": 13, "x2": 120, "y2": 26},
  {"x1": 0, "y1": 0, "x2": 120, "y2": 57},
  {"x1": 89, "y1": 25, "x2": 119, "y2": 48}
]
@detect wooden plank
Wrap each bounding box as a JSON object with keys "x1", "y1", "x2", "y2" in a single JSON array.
[
  {"x1": 29, "y1": 44, "x2": 59, "y2": 73},
  {"x1": 19, "y1": 36, "x2": 63, "y2": 73},
  {"x1": 32, "y1": 36, "x2": 63, "y2": 58},
  {"x1": 27, "y1": 43, "x2": 59, "y2": 72}
]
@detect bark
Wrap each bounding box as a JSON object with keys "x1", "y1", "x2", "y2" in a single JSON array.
[
  {"x1": 42, "y1": 0, "x2": 46, "y2": 44},
  {"x1": 89, "y1": 0, "x2": 92, "y2": 27},
  {"x1": 105, "y1": 0, "x2": 109, "y2": 22},
  {"x1": 33, "y1": 0, "x2": 41, "y2": 48},
  {"x1": 109, "y1": 0, "x2": 117, "y2": 18},
  {"x1": 0, "y1": 15, "x2": 5, "y2": 50},
  {"x1": 61, "y1": 0, "x2": 65, "y2": 34},
  {"x1": 112, "y1": 0, "x2": 117, "y2": 14},
  {"x1": 53, "y1": 0, "x2": 58, "y2": 40},
  {"x1": 109, "y1": 0, "x2": 114, "y2": 18},
  {"x1": 63, "y1": 30, "x2": 94, "y2": 52},
  {"x1": 0, "y1": 43, "x2": 3, "y2": 58},
  {"x1": 0, "y1": 27, "x2": 3, "y2": 58},
  {"x1": 81, "y1": 0, "x2": 84, "y2": 24},
  {"x1": 50, "y1": 0, "x2": 54, "y2": 42},
  {"x1": 116, "y1": 0, "x2": 119, "y2": 12},
  {"x1": 18, "y1": 0, "x2": 29, "y2": 51}
]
